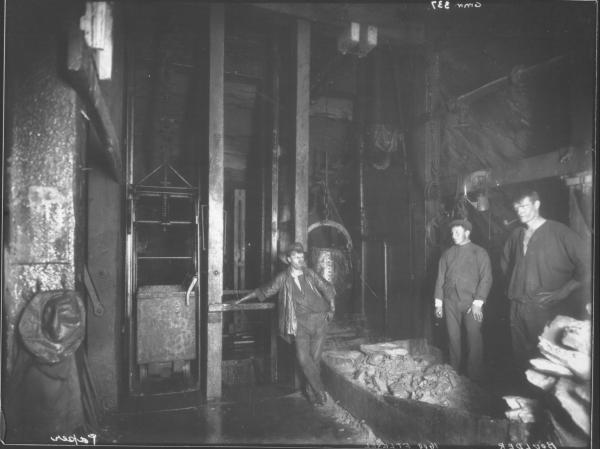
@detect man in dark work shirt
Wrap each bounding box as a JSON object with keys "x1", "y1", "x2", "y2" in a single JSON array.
[
  {"x1": 501, "y1": 189, "x2": 588, "y2": 372},
  {"x1": 434, "y1": 219, "x2": 492, "y2": 383},
  {"x1": 237, "y1": 242, "x2": 335, "y2": 406}
]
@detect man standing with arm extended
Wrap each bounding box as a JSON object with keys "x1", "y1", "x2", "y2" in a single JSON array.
[
  {"x1": 236, "y1": 242, "x2": 335, "y2": 405},
  {"x1": 501, "y1": 189, "x2": 588, "y2": 374},
  {"x1": 434, "y1": 219, "x2": 492, "y2": 383}
]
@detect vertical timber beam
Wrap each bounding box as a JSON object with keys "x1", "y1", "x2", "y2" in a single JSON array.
[
  {"x1": 270, "y1": 37, "x2": 280, "y2": 277},
  {"x1": 233, "y1": 189, "x2": 246, "y2": 289},
  {"x1": 258, "y1": 79, "x2": 267, "y2": 282},
  {"x1": 422, "y1": 52, "x2": 441, "y2": 343},
  {"x1": 207, "y1": 3, "x2": 225, "y2": 400},
  {"x1": 356, "y1": 59, "x2": 368, "y2": 318},
  {"x1": 269, "y1": 35, "x2": 281, "y2": 382},
  {"x1": 294, "y1": 19, "x2": 310, "y2": 247}
]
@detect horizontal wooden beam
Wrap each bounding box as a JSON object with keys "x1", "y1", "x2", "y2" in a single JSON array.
[
  {"x1": 456, "y1": 55, "x2": 566, "y2": 105},
  {"x1": 439, "y1": 148, "x2": 594, "y2": 196},
  {"x1": 250, "y1": 3, "x2": 425, "y2": 47},
  {"x1": 490, "y1": 148, "x2": 593, "y2": 186},
  {"x1": 310, "y1": 96, "x2": 354, "y2": 121},
  {"x1": 208, "y1": 302, "x2": 276, "y2": 312},
  {"x1": 67, "y1": 22, "x2": 122, "y2": 182}
]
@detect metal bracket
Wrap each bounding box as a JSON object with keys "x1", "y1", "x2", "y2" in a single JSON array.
[{"x1": 84, "y1": 265, "x2": 105, "y2": 317}]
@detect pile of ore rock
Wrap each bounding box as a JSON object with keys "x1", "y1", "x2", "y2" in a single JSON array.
[
  {"x1": 504, "y1": 315, "x2": 592, "y2": 445},
  {"x1": 324, "y1": 340, "x2": 495, "y2": 416}
]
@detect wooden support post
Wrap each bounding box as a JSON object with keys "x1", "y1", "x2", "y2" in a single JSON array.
[
  {"x1": 233, "y1": 189, "x2": 246, "y2": 290},
  {"x1": 294, "y1": 19, "x2": 310, "y2": 247},
  {"x1": 270, "y1": 305, "x2": 278, "y2": 383},
  {"x1": 288, "y1": 18, "x2": 311, "y2": 391},
  {"x1": 355, "y1": 58, "x2": 368, "y2": 318},
  {"x1": 80, "y1": 2, "x2": 114, "y2": 80},
  {"x1": 270, "y1": 37, "x2": 280, "y2": 277},
  {"x1": 206, "y1": 3, "x2": 225, "y2": 400},
  {"x1": 67, "y1": 21, "x2": 122, "y2": 182},
  {"x1": 268, "y1": 35, "x2": 281, "y2": 383},
  {"x1": 258, "y1": 80, "x2": 268, "y2": 282},
  {"x1": 422, "y1": 52, "x2": 441, "y2": 343}
]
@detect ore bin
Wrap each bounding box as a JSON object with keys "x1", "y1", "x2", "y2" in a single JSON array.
[{"x1": 321, "y1": 339, "x2": 529, "y2": 445}]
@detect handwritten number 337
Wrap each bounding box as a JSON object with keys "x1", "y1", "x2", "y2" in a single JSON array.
[{"x1": 431, "y1": 1, "x2": 450, "y2": 9}]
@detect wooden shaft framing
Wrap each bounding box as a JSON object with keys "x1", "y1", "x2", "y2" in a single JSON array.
[
  {"x1": 206, "y1": 3, "x2": 225, "y2": 400},
  {"x1": 294, "y1": 19, "x2": 310, "y2": 247}
]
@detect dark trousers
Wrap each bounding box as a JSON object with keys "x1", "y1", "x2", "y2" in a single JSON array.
[
  {"x1": 510, "y1": 301, "x2": 557, "y2": 371},
  {"x1": 294, "y1": 312, "x2": 328, "y2": 395},
  {"x1": 444, "y1": 299, "x2": 483, "y2": 381}
]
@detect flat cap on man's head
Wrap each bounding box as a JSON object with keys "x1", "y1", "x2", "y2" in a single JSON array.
[
  {"x1": 286, "y1": 242, "x2": 305, "y2": 255},
  {"x1": 449, "y1": 219, "x2": 472, "y2": 232}
]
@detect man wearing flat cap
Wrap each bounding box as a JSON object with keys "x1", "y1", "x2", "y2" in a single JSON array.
[
  {"x1": 237, "y1": 242, "x2": 336, "y2": 405},
  {"x1": 434, "y1": 219, "x2": 492, "y2": 383}
]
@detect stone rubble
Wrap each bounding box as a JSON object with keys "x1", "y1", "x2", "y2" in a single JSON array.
[
  {"x1": 325, "y1": 340, "x2": 495, "y2": 416},
  {"x1": 505, "y1": 315, "x2": 593, "y2": 444}
]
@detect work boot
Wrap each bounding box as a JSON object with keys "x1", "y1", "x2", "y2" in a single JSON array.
[
  {"x1": 301, "y1": 386, "x2": 316, "y2": 404},
  {"x1": 314, "y1": 390, "x2": 328, "y2": 406}
]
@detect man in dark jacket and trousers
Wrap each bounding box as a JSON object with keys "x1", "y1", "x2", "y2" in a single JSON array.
[
  {"x1": 501, "y1": 189, "x2": 588, "y2": 373},
  {"x1": 237, "y1": 242, "x2": 336, "y2": 405},
  {"x1": 434, "y1": 219, "x2": 492, "y2": 383}
]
